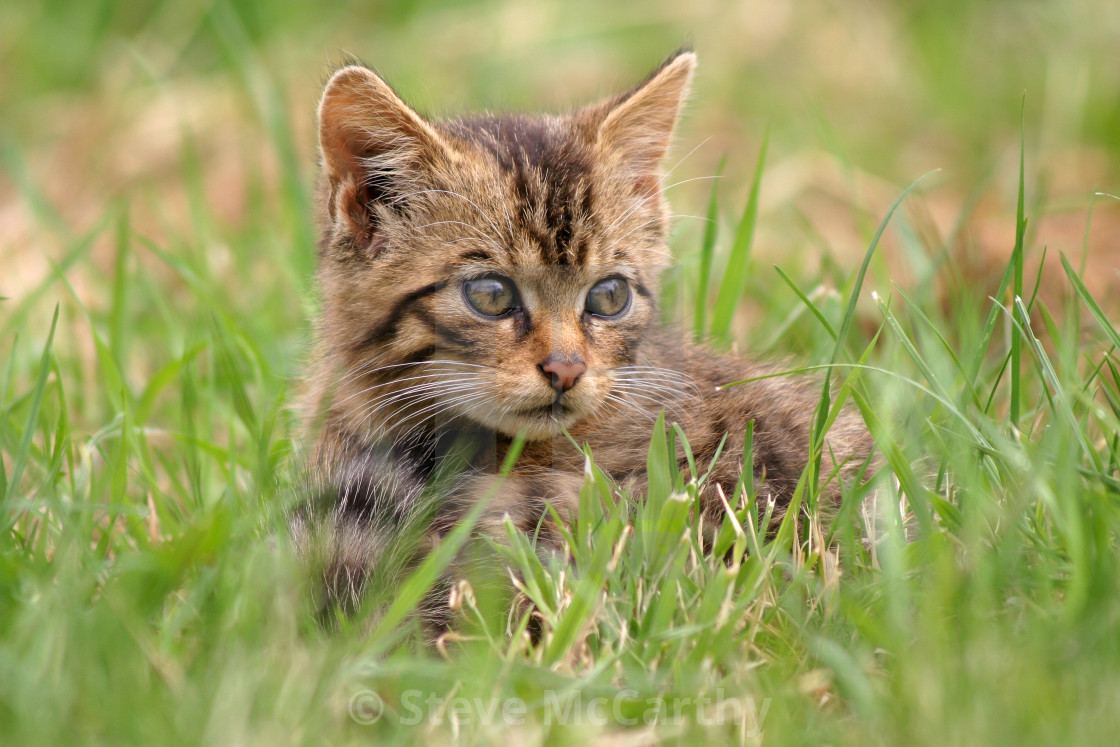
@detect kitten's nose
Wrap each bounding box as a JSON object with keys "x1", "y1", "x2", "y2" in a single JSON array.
[{"x1": 539, "y1": 356, "x2": 587, "y2": 393}]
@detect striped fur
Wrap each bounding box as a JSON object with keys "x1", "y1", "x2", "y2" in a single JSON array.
[{"x1": 296, "y1": 50, "x2": 875, "y2": 636}]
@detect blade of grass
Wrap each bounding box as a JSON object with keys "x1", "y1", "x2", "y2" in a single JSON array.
[
  {"x1": 109, "y1": 202, "x2": 132, "y2": 374},
  {"x1": 2, "y1": 306, "x2": 58, "y2": 518},
  {"x1": 804, "y1": 171, "x2": 939, "y2": 520},
  {"x1": 0, "y1": 334, "x2": 16, "y2": 498},
  {"x1": 1011, "y1": 297, "x2": 1095, "y2": 465},
  {"x1": 827, "y1": 170, "x2": 941, "y2": 368},
  {"x1": 1009, "y1": 103, "x2": 1027, "y2": 428},
  {"x1": 709, "y1": 130, "x2": 768, "y2": 341},
  {"x1": 693, "y1": 157, "x2": 725, "y2": 341},
  {"x1": 890, "y1": 283, "x2": 981, "y2": 409},
  {"x1": 0, "y1": 334, "x2": 16, "y2": 414},
  {"x1": 1060, "y1": 254, "x2": 1120, "y2": 352},
  {"x1": 1, "y1": 215, "x2": 110, "y2": 338},
  {"x1": 773, "y1": 266, "x2": 837, "y2": 341}
]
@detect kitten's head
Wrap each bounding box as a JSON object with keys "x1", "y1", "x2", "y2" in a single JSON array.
[{"x1": 315, "y1": 51, "x2": 695, "y2": 441}]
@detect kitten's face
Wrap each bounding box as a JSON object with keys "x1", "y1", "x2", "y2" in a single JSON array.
[
  {"x1": 400, "y1": 258, "x2": 658, "y2": 440},
  {"x1": 315, "y1": 53, "x2": 695, "y2": 441}
]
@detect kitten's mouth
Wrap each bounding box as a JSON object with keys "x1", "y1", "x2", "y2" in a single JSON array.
[
  {"x1": 521, "y1": 401, "x2": 573, "y2": 417},
  {"x1": 513, "y1": 393, "x2": 582, "y2": 421},
  {"x1": 482, "y1": 394, "x2": 588, "y2": 439}
]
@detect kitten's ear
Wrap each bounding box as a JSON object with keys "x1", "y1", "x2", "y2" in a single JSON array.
[
  {"x1": 318, "y1": 65, "x2": 447, "y2": 250},
  {"x1": 588, "y1": 50, "x2": 696, "y2": 192}
]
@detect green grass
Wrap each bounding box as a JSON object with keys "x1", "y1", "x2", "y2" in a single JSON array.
[{"x1": 3, "y1": 1, "x2": 1120, "y2": 744}]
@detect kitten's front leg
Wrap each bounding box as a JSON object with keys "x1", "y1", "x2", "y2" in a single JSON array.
[
  {"x1": 448, "y1": 467, "x2": 583, "y2": 538},
  {"x1": 298, "y1": 460, "x2": 585, "y2": 641},
  {"x1": 420, "y1": 469, "x2": 585, "y2": 640}
]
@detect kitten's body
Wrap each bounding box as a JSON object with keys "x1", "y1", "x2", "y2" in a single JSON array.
[{"x1": 298, "y1": 51, "x2": 873, "y2": 631}]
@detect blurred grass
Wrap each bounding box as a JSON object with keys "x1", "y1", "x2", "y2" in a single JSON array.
[{"x1": 3, "y1": 0, "x2": 1120, "y2": 744}]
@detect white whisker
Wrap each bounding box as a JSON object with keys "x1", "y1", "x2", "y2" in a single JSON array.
[{"x1": 602, "y1": 174, "x2": 720, "y2": 236}]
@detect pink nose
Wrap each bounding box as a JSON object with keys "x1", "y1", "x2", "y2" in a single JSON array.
[{"x1": 539, "y1": 357, "x2": 587, "y2": 393}]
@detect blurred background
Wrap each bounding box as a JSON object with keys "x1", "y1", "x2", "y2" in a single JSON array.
[
  {"x1": 2, "y1": 0, "x2": 1118, "y2": 373},
  {"x1": 4, "y1": 5, "x2": 1120, "y2": 743}
]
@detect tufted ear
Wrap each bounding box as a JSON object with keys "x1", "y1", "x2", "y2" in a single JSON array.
[
  {"x1": 318, "y1": 66, "x2": 449, "y2": 252},
  {"x1": 586, "y1": 50, "x2": 696, "y2": 197}
]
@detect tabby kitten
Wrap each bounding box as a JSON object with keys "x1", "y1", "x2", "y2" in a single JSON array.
[{"x1": 299, "y1": 50, "x2": 874, "y2": 632}]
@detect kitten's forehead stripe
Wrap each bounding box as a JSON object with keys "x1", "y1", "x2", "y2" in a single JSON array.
[{"x1": 447, "y1": 115, "x2": 597, "y2": 267}]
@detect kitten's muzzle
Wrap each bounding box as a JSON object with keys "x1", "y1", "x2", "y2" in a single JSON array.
[{"x1": 539, "y1": 355, "x2": 587, "y2": 394}]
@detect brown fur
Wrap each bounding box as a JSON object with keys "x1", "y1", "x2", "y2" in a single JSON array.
[{"x1": 296, "y1": 50, "x2": 875, "y2": 634}]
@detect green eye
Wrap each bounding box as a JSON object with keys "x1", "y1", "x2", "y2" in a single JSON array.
[
  {"x1": 463, "y1": 275, "x2": 518, "y2": 317},
  {"x1": 585, "y1": 277, "x2": 631, "y2": 317}
]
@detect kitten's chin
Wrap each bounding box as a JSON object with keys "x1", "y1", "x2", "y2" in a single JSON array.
[
  {"x1": 466, "y1": 402, "x2": 587, "y2": 441},
  {"x1": 443, "y1": 386, "x2": 602, "y2": 440}
]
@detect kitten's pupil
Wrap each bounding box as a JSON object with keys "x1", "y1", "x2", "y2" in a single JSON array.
[
  {"x1": 585, "y1": 277, "x2": 631, "y2": 317},
  {"x1": 463, "y1": 275, "x2": 518, "y2": 317}
]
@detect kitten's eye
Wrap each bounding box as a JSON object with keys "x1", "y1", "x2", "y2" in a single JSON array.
[
  {"x1": 585, "y1": 277, "x2": 631, "y2": 318},
  {"x1": 463, "y1": 275, "x2": 519, "y2": 317}
]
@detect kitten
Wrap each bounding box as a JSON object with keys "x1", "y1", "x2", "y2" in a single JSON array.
[{"x1": 296, "y1": 49, "x2": 874, "y2": 633}]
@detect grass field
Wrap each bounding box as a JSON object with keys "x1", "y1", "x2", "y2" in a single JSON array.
[{"x1": 3, "y1": 1, "x2": 1120, "y2": 744}]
